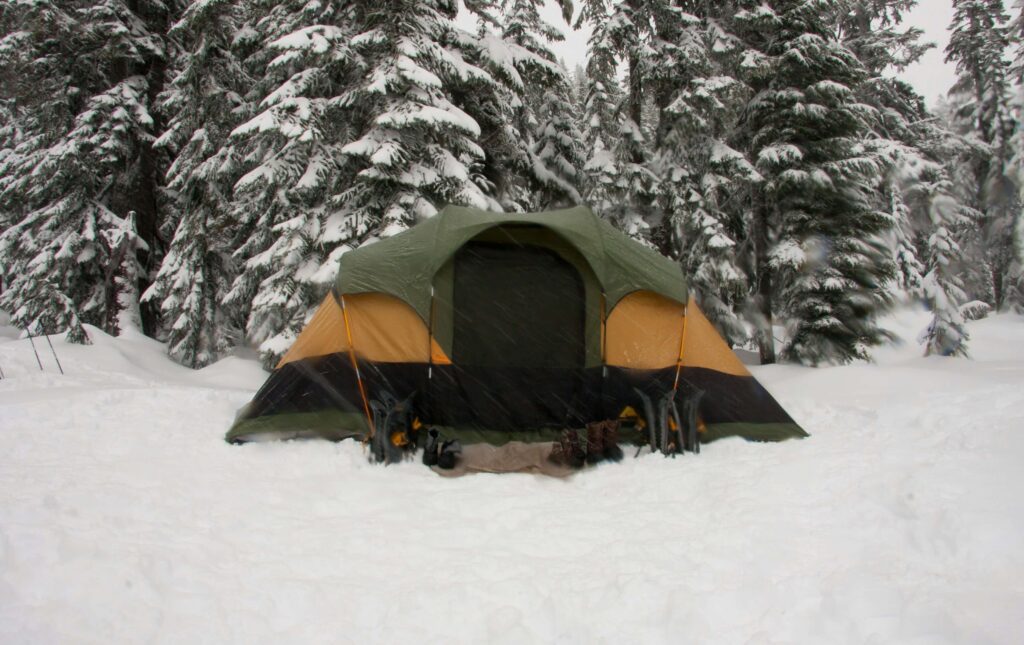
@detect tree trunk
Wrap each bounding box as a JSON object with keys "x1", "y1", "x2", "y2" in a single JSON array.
[
  {"x1": 992, "y1": 264, "x2": 1004, "y2": 311},
  {"x1": 753, "y1": 202, "x2": 775, "y2": 364},
  {"x1": 628, "y1": 53, "x2": 643, "y2": 155},
  {"x1": 131, "y1": 0, "x2": 170, "y2": 337}
]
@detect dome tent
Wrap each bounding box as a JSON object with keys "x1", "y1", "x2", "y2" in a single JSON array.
[{"x1": 227, "y1": 205, "x2": 805, "y2": 466}]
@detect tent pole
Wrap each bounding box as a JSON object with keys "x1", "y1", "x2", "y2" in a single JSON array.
[
  {"x1": 339, "y1": 294, "x2": 375, "y2": 437},
  {"x1": 671, "y1": 296, "x2": 690, "y2": 392}
]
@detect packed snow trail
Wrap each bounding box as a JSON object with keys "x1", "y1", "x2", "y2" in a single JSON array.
[{"x1": 1, "y1": 310, "x2": 1022, "y2": 643}]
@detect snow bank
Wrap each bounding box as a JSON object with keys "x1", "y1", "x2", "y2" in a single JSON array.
[{"x1": 1, "y1": 311, "x2": 1022, "y2": 643}]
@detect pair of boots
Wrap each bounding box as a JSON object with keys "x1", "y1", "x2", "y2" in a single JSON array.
[
  {"x1": 422, "y1": 428, "x2": 461, "y2": 469},
  {"x1": 553, "y1": 420, "x2": 623, "y2": 468},
  {"x1": 586, "y1": 420, "x2": 624, "y2": 464}
]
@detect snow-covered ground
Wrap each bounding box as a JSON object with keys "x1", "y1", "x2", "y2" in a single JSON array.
[{"x1": 1, "y1": 309, "x2": 1022, "y2": 644}]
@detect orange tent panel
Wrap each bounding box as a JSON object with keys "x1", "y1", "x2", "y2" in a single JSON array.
[
  {"x1": 606, "y1": 291, "x2": 751, "y2": 376},
  {"x1": 606, "y1": 291, "x2": 685, "y2": 369},
  {"x1": 680, "y1": 298, "x2": 750, "y2": 377},
  {"x1": 277, "y1": 292, "x2": 451, "y2": 367},
  {"x1": 276, "y1": 293, "x2": 348, "y2": 368}
]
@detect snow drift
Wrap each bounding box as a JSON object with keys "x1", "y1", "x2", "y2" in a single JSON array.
[{"x1": 1, "y1": 310, "x2": 1022, "y2": 643}]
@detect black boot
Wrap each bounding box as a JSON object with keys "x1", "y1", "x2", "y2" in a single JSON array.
[
  {"x1": 437, "y1": 439, "x2": 462, "y2": 470},
  {"x1": 422, "y1": 428, "x2": 440, "y2": 466}
]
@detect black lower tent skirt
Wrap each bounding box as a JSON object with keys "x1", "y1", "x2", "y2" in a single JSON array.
[{"x1": 227, "y1": 354, "x2": 807, "y2": 445}]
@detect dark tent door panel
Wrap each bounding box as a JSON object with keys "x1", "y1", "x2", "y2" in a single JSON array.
[
  {"x1": 445, "y1": 242, "x2": 586, "y2": 430},
  {"x1": 453, "y1": 242, "x2": 584, "y2": 368}
]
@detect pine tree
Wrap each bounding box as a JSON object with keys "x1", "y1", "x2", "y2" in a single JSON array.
[
  {"x1": 0, "y1": 0, "x2": 176, "y2": 342},
  {"x1": 835, "y1": 1, "x2": 932, "y2": 74},
  {"x1": 221, "y1": 0, "x2": 363, "y2": 365},
  {"x1": 339, "y1": 2, "x2": 499, "y2": 229},
  {"x1": 834, "y1": 0, "x2": 934, "y2": 282},
  {"x1": 651, "y1": 3, "x2": 759, "y2": 345},
  {"x1": 510, "y1": 8, "x2": 585, "y2": 209},
  {"x1": 737, "y1": 0, "x2": 895, "y2": 365},
  {"x1": 143, "y1": 0, "x2": 254, "y2": 367},
  {"x1": 889, "y1": 184, "x2": 925, "y2": 294},
  {"x1": 578, "y1": 12, "x2": 627, "y2": 217},
  {"x1": 227, "y1": 0, "x2": 503, "y2": 365},
  {"x1": 945, "y1": 0, "x2": 1021, "y2": 311},
  {"x1": 106, "y1": 212, "x2": 149, "y2": 334},
  {"x1": 576, "y1": 0, "x2": 660, "y2": 239},
  {"x1": 492, "y1": 0, "x2": 582, "y2": 210},
  {"x1": 1007, "y1": 0, "x2": 1024, "y2": 308},
  {"x1": 897, "y1": 155, "x2": 972, "y2": 355},
  {"x1": 532, "y1": 81, "x2": 585, "y2": 208},
  {"x1": 456, "y1": 22, "x2": 529, "y2": 211}
]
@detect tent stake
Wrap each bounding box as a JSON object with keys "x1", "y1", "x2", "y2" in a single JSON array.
[
  {"x1": 44, "y1": 334, "x2": 64, "y2": 375},
  {"x1": 27, "y1": 331, "x2": 44, "y2": 371}
]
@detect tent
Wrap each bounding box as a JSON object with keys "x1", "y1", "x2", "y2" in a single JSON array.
[{"x1": 227, "y1": 205, "x2": 806, "y2": 463}]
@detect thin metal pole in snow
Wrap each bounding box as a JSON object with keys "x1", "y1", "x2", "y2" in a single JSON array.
[
  {"x1": 44, "y1": 334, "x2": 64, "y2": 375},
  {"x1": 0, "y1": 361, "x2": 5, "y2": 379},
  {"x1": 26, "y1": 331, "x2": 44, "y2": 371}
]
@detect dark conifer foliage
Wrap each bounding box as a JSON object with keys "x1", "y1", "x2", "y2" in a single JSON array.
[
  {"x1": 945, "y1": 0, "x2": 1021, "y2": 313},
  {"x1": 0, "y1": 0, "x2": 177, "y2": 342},
  {"x1": 0, "y1": 0, "x2": 1020, "y2": 367},
  {"x1": 737, "y1": 0, "x2": 896, "y2": 364},
  {"x1": 143, "y1": 0, "x2": 254, "y2": 367}
]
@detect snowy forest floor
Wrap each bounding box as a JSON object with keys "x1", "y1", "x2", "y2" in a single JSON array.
[{"x1": 1, "y1": 309, "x2": 1023, "y2": 644}]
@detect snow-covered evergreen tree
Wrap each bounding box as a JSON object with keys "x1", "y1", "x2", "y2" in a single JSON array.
[
  {"x1": 502, "y1": 0, "x2": 583, "y2": 208},
  {"x1": 898, "y1": 157, "x2": 972, "y2": 356},
  {"x1": 737, "y1": 0, "x2": 895, "y2": 365},
  {"x1": 227, "y1": 0, "x2": 503, "y2": 365},
  {"x1": 945, "y1": 0, "x2": 1021, "y2": 311},
  {"x1": 651, "y1": 3, "x2": 759, "y2": 345},
  {"x1": 340, "y1": 2, "x2": 500, "y2": 228},
  {"x1": 485, "y1": 0, "x2": 582, "y2": 210},
  {"x1": 1007, "y1": 0, "x2": 1024, "y2": 308},
  {"x1": 220, "y1": 0, "x2": 363, "y2": 365},
  {"x1": 578, "y1": 13, "x2": 626, "y2": 217},
  {"x1": 834, "y1": 1, "x2": 934, "y2": 281},
  {"x1": 143, "y1": 0, "x2": 254, "y2": 367},
  {"x1": 0, "y1": 0, "x2": 176, "y2": 342},
  {"x1": 889, "y1": 184, "x2": 925, "y2": 294},
  {"x1": 576, "y1": 0, "x2": 660, "y2": 239},
  {"x1": 105, "y1": 211, "x2": 149, "y2": 334},
  {"x1": 532, "y1": 82, "x2": 584, "y2": 208},
  {"x1": 452, "y1": 28, "x2": 531, "y2": 210}
]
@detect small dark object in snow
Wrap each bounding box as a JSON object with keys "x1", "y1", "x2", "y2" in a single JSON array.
[
  {"x1": 437, "y1": 439, "x2": 461, "y2": 470},
  {"x1": 423, "y1": 428, "x2": 440, "y2": 466},
  {"x1": 601, "y1": 420, "x2": 624, "y2": 462},
  {"x1": 585, "y1": 420, "x2": 623, "y2": 463},
  {"x1": 553, "y1": 429, "x2": 586, "y2": 468},
  {"x1": 585, "y1": 422, "x2": 604, "y2": 464}
]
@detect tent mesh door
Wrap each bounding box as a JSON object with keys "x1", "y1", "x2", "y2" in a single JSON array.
[{"x1": 448, "y1": 241, "x2": 586, "y2": 430}]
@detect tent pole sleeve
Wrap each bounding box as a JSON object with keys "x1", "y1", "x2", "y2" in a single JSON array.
[
  {"x1": 672, "y1": 297, "x2": 690, "y2": 392},
  {"x1": 339, "y1": 293, "x2": 375, "y2": 436}
]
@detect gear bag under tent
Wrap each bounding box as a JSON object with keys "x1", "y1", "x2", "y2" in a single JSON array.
[{"x1": 227, "y1": 205, "x2": 806, "y2": 450}]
